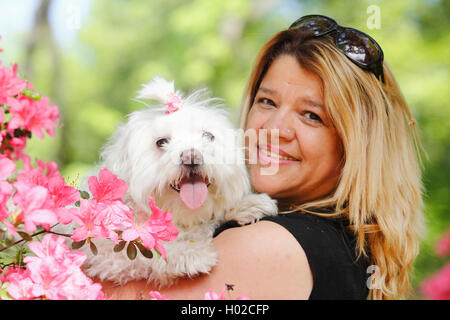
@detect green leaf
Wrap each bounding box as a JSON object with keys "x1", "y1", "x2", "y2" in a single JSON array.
[
  {"x1": 90, "y1": 240, "x2": 98, "y2": 256},
  {"x1": 72, "y1": 239, "x2": 86, "y2": 250},
  {"x1": 74, "y1": 200, "x2": 80, "y2": 207},
  {"x1": 136, "y1": 242, "x2": 153, "y2": 259},
  {"x1": 21, "y1": 88, "x2": 42, "y2": 101},
  {"x1": 126, "y1": 242, "x2": 137, "y2": 260},
  {"x1": 113, "y1": 240, "x2": 126, "y2": 252},
  {"x1": 79, "y1": 190, "x2": 90, "y2": 199}
]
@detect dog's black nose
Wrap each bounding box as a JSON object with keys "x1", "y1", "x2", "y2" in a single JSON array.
[{"x1": 180, "y1": 148, "x2": 203, "y2": 167}]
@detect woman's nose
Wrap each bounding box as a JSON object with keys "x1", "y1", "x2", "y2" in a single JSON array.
[{"x1": 263, "y1": 108, "x2": 295, "y2": 141}]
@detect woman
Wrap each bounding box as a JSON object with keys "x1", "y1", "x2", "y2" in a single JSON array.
[{"x1": 100, "y1": 15, "x2": 425, "y2": 300}]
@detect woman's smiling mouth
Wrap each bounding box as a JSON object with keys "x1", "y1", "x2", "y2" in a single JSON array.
[{"x1": 257, "y1": 144, "x2": 300, "y2": 164}]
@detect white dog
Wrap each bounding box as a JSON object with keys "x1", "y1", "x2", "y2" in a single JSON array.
[{"x1": 69, "y1": 77, "x2": 278, "y2": 287}]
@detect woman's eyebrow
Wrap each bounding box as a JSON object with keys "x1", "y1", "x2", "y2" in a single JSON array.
[
  {"x1": 258, "y1": 86, "x2": 277, "y2": 95},
  {"x1": 300, "y1": 98, "x2": 324, "y2": 109},
  {"x1": 258, "y1": 86, "x2": 323, "y2": 109}
]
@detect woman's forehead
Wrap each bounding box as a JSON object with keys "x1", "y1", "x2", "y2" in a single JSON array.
[{"x1": 258, "y1": 55, "x2": 323, "y2": 101}]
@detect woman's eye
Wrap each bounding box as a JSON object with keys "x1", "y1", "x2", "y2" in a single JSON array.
[
  {"x1": 304, "y1": 111, "x2": 323, "y2": 123},
  {"x1": 156, "y1": 138, "x2": 170, "y2": 148},
  {"x1": 202, "y1": 131, "x2": 215, "y2": 141},
  {"x1": 256, "y1": 97, "x2": 276, "y2": 107}
]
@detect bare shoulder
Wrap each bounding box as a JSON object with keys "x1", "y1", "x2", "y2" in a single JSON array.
[{"x1": 212, "y1": 220, "x2": 313, "y2": 299}]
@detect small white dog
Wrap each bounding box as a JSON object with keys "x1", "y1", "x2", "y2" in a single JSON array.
[{"x1": 71, "y1": 77, "x2": 278, "y2": 287}]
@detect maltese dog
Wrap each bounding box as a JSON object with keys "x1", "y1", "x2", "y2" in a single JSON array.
[{"x1": 72, "y1": 76, "x2": 278, "y2": 287}]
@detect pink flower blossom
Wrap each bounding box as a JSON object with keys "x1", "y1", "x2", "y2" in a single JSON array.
[
  {"x1": 121, "y1": 196, "x2": 178, "y2": 258},
  {"x1": 436, "y1": 229, "x2": 450, "y2": 257},
  {"x1": 20, "y1": 234, "x2": 105, "y2": 300},
  {"x1": 204, "y1": 286, "x2": 227, "y2": 300},
  {"x1": 88, "y1": 168, "x2": 128, "y2": 203},
  {"x1": 204, "y1": 286, "x2": 249, "y2": 300},
  {"x1": 15, "y1": 160, "x2": 80, "y2": 224},
  {"x1": 4, "y1": 267, "x2": 36, "y2": 300},
  {"x1": 12, "y1": 184, "x2": 57, "y2": 233},
  {"x1": 0, "y1": 61, "x2": 27, "y2": 106},
  {"x1": 71, "y1": 199, "x2": 113, "y2": 242},
  {"x1": 148, "y1": 291, "x2": 168, "y2": 300},
  {"x1": 421, "y1": 262, "x2": 450, "y2": 300},
  {"x1": 0, "y1": 156, "x2": 15, "y2": 226},
  {"x1": 0, "y1": 135, "x2": 30, "y2": 168},
  {"x1": 121, "y1": 215, "x2": 158, "y2": 250},
  {"x1": 148, "y1": 196, "x2": 178, "y2": 257},
  {"x1": 8, "y1": 95, "x2": 59, "y2": 139}
]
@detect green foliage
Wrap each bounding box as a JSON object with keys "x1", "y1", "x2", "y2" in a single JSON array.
[{"x1": 6, "y1": 0, "x2": 449, "y2": 298}]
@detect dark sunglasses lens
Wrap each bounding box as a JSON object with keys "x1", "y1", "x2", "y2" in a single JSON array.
[
  {"x1": 289, "y1": 16, "x2": 335, "y2": 36},
  {"x1": 335, "y1": 29, "x2": 380, "y2": 65}
]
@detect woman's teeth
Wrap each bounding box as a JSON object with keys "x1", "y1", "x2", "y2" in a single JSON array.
[{"x1": 259, "y1": 147, "x2": 297, "y2": 161}]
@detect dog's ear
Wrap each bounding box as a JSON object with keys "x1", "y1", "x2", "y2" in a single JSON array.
[{"x1": 100, "y1": 122, "x2": 131, "y2": 182}]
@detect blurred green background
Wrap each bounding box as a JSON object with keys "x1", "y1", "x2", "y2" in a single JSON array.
[{"x1": 0, "y1": 0, "x2": 448, "y2": 299}]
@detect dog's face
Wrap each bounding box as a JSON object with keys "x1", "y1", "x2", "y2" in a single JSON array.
[{"x1": 101, "y1": 100, "x2": 250, "y2": 227}]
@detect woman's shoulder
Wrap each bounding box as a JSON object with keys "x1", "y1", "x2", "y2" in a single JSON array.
[
  {"x1": 213, "y1": 218, "x2": 314, "y2": 299},
  {"x1": 214, "y1": 211, "x2": 370, "y2": 299},
  {"x1": 262, "y1": 212, "x2": 370, "y2": 299}
]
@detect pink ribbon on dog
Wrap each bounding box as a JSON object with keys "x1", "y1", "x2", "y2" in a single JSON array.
[{"x1": 165, "y1": 92, "x2": 183, "y2": 114}]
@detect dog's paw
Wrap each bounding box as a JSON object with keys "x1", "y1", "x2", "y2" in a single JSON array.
[
  {"x1": 149, "y1": 239, "x2": 218, "y2": 285},
  {"x1": 226, "y1": 193, "x2": 278, "y2": 225}
]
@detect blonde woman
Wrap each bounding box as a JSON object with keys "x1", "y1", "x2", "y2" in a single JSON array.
[{"x1": 100, "y1": 15, "x2": 425, "y2": 300}]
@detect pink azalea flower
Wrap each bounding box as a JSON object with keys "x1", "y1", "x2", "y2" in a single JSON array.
[
  {"x1": 15, "y1": 160, "x2": 80, "y2": 225},
  {"x1": 204, "y1": 286, "x2": 250, "y2": 300},
  {"x1": 204, "y1": 286, "x2": 227, "y2": 300},
  {"x1": 121, "y1": 196, "x2": 178, "y2": 258},
  {"x1": 12, "y1": 183, "x2": 57, "y2": 233},
  {"x1": 0, "y1": 155, "x2": 15, "y2": 178},
  {"x1": 4, "y1": 267, "x2": 36, "y2": 300},
  {"x1": 0, "y1": 61, "x2": 27, "y2": 106},
  {"x1": 88, "y1": 168, "x2": 128, "y2": 203},
  {"x1": 71, "y1": 199, "x2": 112, "y2": 242},
  {"x1": 1, "y1": 135, "x2": 30, "y2": 168},
  {"x1": 148, "y1": 196, "x2": 178, "y2": 257},
  {"x1": 121, "y1": 216, "x2": 158, "y2": 250},
  {"x1": 436, "y1": 229, "x2": 450, "y2": 257},
  {"x1": 421, "y1": 262, "x2": 450, "y2": 300},
  {"x1": 58, "y1": 267, "x2": 104, "y2": 300},
  {"x1": 0, "y1": 156, "x2": 15, "y2": 225},
  {"x1": 8, "y1": 95, "x2": 59, "y2": 139},
  {"x1": 22, "y1": 234, "x2": 104, "y2": 300},
  {"x1": 47, "y1": 176, "x2": 79, "y2": 224},
  {"x1": 149, "y1": 291, "x2": 168, "y2": 300}
]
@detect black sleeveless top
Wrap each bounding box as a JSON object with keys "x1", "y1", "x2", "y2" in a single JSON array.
[{"x1": 213, "y1": 210, "x2": 369, "y2": 300}]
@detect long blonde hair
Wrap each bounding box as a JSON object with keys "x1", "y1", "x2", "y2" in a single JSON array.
[{"x1": 239, "y1": 29, "x2": 425, "y2": 299}]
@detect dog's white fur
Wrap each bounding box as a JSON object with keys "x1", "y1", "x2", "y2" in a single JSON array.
[{"x1": 60, "y1": 77, "x2": 278, "y2": 287}]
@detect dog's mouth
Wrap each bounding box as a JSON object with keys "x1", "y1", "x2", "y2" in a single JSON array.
[{"x1": 170, "y1": 174, "x2": 211, "y2": 210}]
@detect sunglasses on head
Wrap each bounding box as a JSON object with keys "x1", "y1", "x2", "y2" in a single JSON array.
[{"x1": 289, "y1": 14, "x2": 385, "y2": 83}]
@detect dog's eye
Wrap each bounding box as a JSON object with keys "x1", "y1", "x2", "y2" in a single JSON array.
[
  {"x1": 202, "y1": 131, "x2": 214, "y2": 142},
  {"x1": 156, "y1": 138, "x2": 170, "y2": 148}
]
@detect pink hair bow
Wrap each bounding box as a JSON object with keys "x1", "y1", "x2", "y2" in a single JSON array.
[{"x1": 136, "y1": 76, "x2": 184, "y2": 114}]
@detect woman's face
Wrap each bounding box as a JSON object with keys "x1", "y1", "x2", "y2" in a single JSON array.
[{"x1": 245, "y1": 54, "x2": 344, "y2": 206}]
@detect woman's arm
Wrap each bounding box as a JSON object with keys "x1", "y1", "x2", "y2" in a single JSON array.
[{"x1": 99, "y1": 220, "x2": 313, "y2": 300}]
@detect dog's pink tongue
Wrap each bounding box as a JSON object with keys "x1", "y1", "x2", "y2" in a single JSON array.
[{"x1": 179, "y1": 176, "x2": 208, "y2": 210}]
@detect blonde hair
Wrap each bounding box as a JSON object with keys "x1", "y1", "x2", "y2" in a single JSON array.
[{"x1": 239, "y1": 29, "x2": 425, "y2": 299}]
